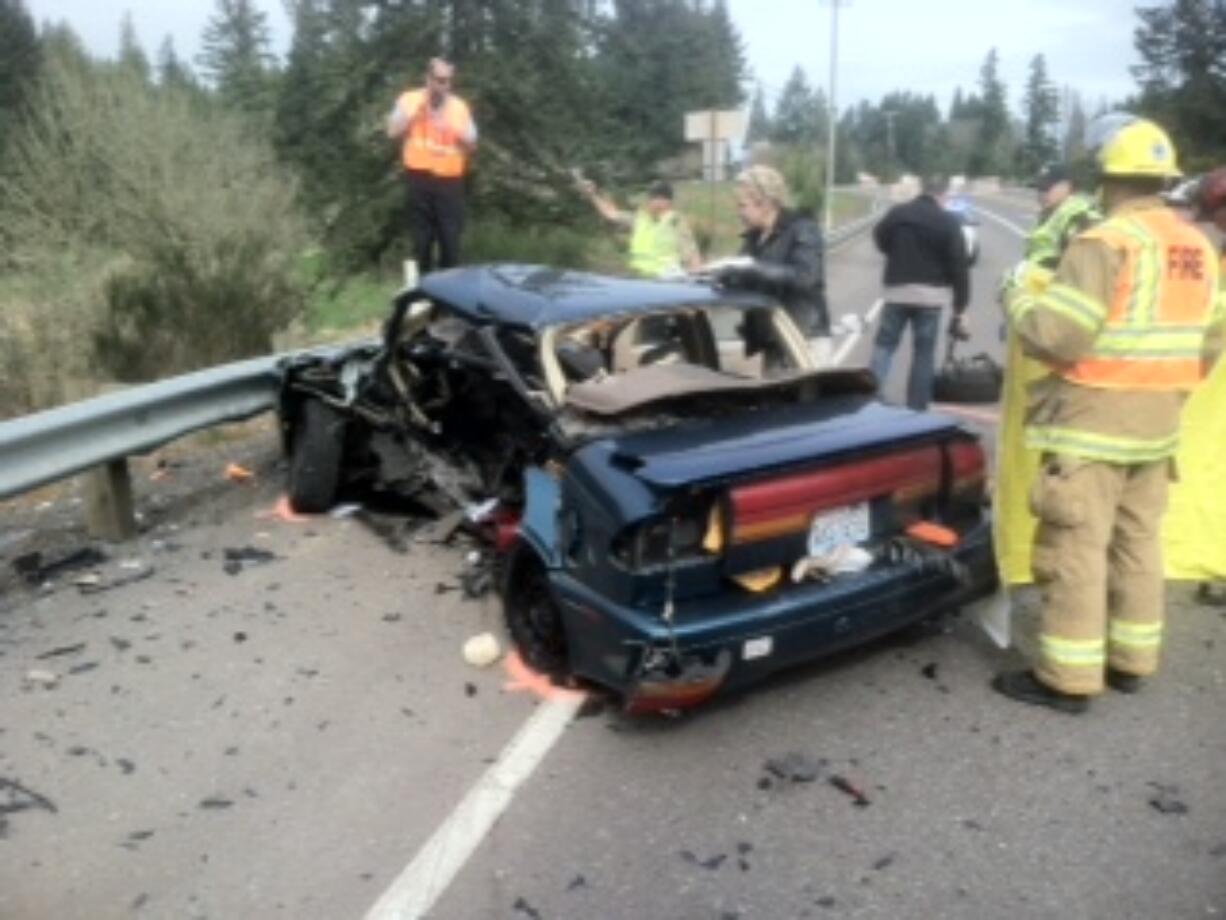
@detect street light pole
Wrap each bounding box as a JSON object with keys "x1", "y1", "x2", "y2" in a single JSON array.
[{"x1": 823, "y1": 0, "x2": 846, "y2": 233}]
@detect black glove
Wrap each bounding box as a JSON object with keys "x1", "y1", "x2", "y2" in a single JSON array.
[{"x1": 715, "y1": 264, "x2": 754, "y2": 288}]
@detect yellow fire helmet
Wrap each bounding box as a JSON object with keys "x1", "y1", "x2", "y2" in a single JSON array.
[{"x1": 1088, "y1": 113, "x2": 1181, "y2": 180}]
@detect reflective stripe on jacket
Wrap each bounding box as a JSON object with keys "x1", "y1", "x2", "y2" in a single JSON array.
[{"x1": 398, "y1": 90, "x2": 473, "y2": 178}]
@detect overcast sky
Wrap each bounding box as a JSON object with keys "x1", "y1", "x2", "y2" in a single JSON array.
[{"x1": 26, "y1": 0, "x2": 1140, "y2": 116}]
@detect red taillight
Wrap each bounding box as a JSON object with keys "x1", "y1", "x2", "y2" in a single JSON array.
[
  {"x1": 729, "y1": 446, "x2": 942, "y2": 545},
  {"x1": 948, "y1": 439, "x2": 986, "y2": 493}
]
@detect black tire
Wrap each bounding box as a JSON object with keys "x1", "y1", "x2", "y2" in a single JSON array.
[
  {"x1": 502, "y1": 543, "x2": 570, "y2": 677},
  {"x1": 287, "y1": 399, "x2": 347, "y2": 513}
]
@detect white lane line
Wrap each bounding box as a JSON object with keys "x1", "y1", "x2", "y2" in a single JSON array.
[
  {"x1": 971, "y1": 203, "x2": 1030, "y2": 240},
  {"x1": 364, "y1": 693, "x2": 586, "y2": 920},
  {"x1": 830, "y1": 297, "x2": 883, "y2": 368}
]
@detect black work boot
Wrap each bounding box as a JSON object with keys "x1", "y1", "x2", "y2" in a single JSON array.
[
  {"x1": 991, "y1": 670, "x2": 1090, "y2": 715},
  {"x1": 1106, "y1": 668, "x2": 1144, "y2": 694}
]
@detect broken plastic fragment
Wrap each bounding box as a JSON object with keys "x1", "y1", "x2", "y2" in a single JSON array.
[
  {"x1": 25, "y1": 669, "x2": 59, "y2": 688},
  {"x1": 465, "y1": 498, "x2": 500, "y2": 524}
]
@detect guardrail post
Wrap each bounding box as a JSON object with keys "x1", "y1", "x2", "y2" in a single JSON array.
[{"x1": 85, "y1": 458, "x2": 137, "y2": 541}]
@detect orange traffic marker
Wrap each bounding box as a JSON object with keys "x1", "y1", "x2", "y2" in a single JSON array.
[{"x1": 503, "y1": 650, "x2": 585, "y2": 703}]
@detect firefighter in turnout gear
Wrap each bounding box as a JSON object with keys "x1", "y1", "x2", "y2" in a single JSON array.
[{"x1": 994, "y1": 116, "x2": 1226, "y2": 713}]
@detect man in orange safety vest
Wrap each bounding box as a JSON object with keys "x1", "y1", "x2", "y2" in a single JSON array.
[{"x1": 387, "y1": 58, "x2": 478, "y2": 274}]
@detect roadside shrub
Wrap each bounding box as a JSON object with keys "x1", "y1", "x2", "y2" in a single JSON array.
[
  {"x1": 773, "y1": 145, "x2": 827, "y2": 216},
  {"x1": 462, "y1": 216, "x2": 593, "y2": 270},
  {"x1": 0, "y1": 48, "x2": 310, "y2": 395}
]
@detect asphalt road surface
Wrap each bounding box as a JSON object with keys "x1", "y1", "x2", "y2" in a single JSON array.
[{"x1": 2, "y1": 200, "x2": 1225, "y2": 920}]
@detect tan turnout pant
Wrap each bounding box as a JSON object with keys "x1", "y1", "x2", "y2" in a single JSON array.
[{"x1": 1029, "y1": 455, "x2": 1169, "y2": 695}]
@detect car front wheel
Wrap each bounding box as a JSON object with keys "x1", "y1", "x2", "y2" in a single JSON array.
[{"x1": 287, "y1": 399, "x2": 347, "y2": 513}]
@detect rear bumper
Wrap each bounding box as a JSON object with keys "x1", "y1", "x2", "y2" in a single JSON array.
[{"x1": 551, "y1": 520, "x2": 997, "y2": 709}]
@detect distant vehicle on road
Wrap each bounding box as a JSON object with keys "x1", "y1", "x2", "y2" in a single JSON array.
[
  {"x1": 945, "y1": 195, "x2": 980, "y2": 266},
  {"x1": 277, "y1": 266, "x2": 997, "y2": 711}
]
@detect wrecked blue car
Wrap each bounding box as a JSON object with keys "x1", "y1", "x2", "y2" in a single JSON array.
[{"x1": 278, "y1": 266, "x2": 997, "y2": 711}]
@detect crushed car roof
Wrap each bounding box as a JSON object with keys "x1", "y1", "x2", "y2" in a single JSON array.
[{"x1": 416, "y1": 264, "x2": 776, "y2": 329}]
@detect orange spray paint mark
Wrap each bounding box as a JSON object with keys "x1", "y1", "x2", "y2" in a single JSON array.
[
  {"x1": 502, "y1": 650, "x2": 585, "y2": 703},
  {"x1": 254, "y1": 495, "x2": 309, "y2": 524}
]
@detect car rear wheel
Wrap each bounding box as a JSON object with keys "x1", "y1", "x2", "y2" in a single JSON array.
[
  {"x1": 503, "y1": 544, "x2": 570, "y2": 677},
  {"x1": 288, "y1": 399, "x2": 347, "y2": 513}
]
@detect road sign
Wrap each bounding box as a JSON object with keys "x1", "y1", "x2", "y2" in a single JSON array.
[{"x1": 685, "y1": 109, "x2": 746, "y2": 182}]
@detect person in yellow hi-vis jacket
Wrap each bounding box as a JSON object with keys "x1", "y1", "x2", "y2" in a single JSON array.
[
  {"x1": 994, "y1": 167, "x2": 1102, "y2": 586},
  {"x1": 994, "y1": 116, "x2": 1225, "y2": 714}
]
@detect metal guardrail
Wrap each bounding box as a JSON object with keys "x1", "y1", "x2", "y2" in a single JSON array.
[
  {"x1": 0, "y1": 356, "x2": 282, "y2": 501},
  {"x1": 0, "y1": 210, "x2": 883, "y2": 508}
]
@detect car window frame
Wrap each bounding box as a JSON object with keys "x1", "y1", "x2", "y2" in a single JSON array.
[{"x1": 537, "y1": 304, "x2": 813, "y2": 405}]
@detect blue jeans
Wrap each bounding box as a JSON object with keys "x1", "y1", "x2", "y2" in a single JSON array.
[{"x1": 870, "y1": 303, "x2": 941, "y2": 411}]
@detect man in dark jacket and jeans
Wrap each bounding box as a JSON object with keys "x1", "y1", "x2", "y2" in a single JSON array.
[{"x1": 870, "y1": 175, "x2": 970, "y2": 408}]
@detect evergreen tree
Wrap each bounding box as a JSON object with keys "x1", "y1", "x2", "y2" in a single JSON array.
[
  {"x1": 118, "y1": 13, "x2": 151, "y2": 82},
  {"x1": 1021, "y1": 54, "x2": 1059, "y2": 175},
  {"x1": 1132, "y1": 0, "x2": 1226, "y2": 168},
  {"x1": 969, "y1": 48, "x2": 1010, "y2": 176},
  {"x1": 949, "y1": 87, "x2": 964, "y2": 120},
  {"x1": 198, "y1": 0, "x2": 277, "y2": 118},
  {"x1": 0, "y1": 0, "x2": 40, "y2": 155},
  {"x1": 1062, "y1": 89, "x2": 1088, "y2": 162},
  {"x1": 746, "y1": 84, "x2": 771, "y2": 142},
  {"x1": 771, "y1": 65, "x2": 821, "y2": 146},
  {"x1": 157, "y1": 37, "x2": 196, "y2": 91}
]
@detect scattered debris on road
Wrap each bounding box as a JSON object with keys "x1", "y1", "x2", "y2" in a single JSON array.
[
  {"x1": 460, "y1": 551, "x2": 495, "y2": 599},
  {"x1": 512, "y1": 896, "x2": 542, "y2": 919},
  {"x1": 355, "y1": 509, "x2": 415, "y2": 554},
  {"x1": 222, "y1": 546, "x2": 278, "y2": 575},
  {"x1": 829, "y1": 774, "x2": 872, "y2": 807},
  {"x1": 77, "y1": 564, "x2": 155, "y2": 595},
  {"x1": 0, "y1": 777, "x2": 58, "y2": 837},
  {"x1": 24, "y1": 669, "x2": 59, "y2": 689},
  {"x1": 680, "y1": 849, "x2": 727, "y2": 870},
  {"x1": 566, "y1": 874, "x2": 588, "y2": 891},
  {"x1": 13, "y1": 546, "x2": 107, "y2": 586},
  {"x1": 1147, "y1": 782, "x2": 1188, "y2": 815},
  {"x1": 462, "y1": 632, "x2": 502, "y2": 668},
  {"x1": 764, "y1": 751, "x2": 824, "y2": 784},
  {"x1": 921, "y1": 662, "x2": 939, "y2": 680},
  {"x1": 198, "y1": 797, "x2": 234, "y2": 810},
  {"x1": 36, "y1": 642, "x2": 87, "y2": 660}
]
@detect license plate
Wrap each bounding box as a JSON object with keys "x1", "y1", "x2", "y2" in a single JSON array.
[{"x1": 807, "y1": 503, "x2": 870, "y2": 557}]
